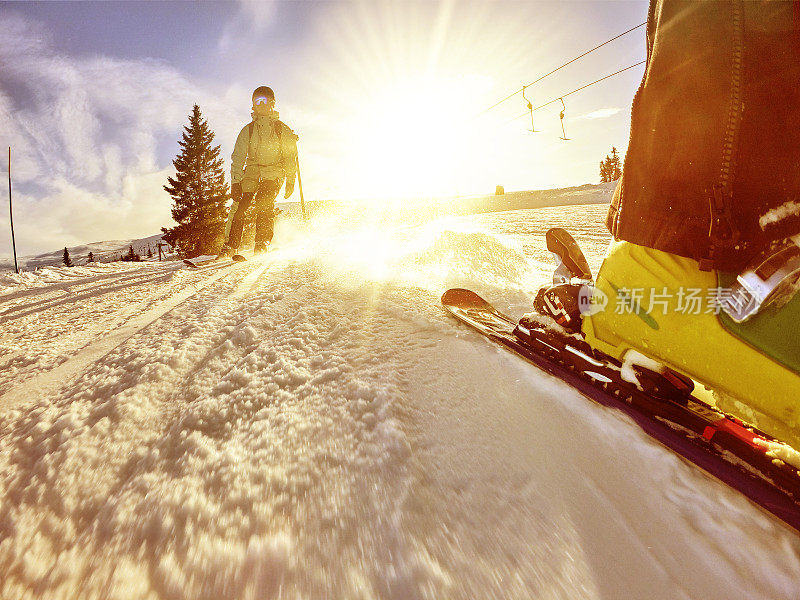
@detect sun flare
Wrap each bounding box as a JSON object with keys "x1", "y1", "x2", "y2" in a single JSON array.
[{"x1": 344, "y1": 77, "x2": 477, "y2": 200}]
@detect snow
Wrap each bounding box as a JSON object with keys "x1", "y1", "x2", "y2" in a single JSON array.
[
  {"x1": 759, "y1": 201, "x2": 800, "y2": 230},
  {"x1": 0, "y1": 260, "x2": 160, "y2": 296},
  {"x1": 754, "y1": 438, "x2": 800, "y2": 471},
  {"x1": 0, "y1": 190, "x2": 799, "y2": 599},
  {"x1": 0, "y1": 233, "x2": 166, "y2": 271},
  {"x1": 620, "y1": 349, "x2": 667, "y2": 390}
]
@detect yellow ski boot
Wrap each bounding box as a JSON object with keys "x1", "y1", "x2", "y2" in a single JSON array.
[{"x1": 582, "y1": 241, "x2": 800, "y2": 449}]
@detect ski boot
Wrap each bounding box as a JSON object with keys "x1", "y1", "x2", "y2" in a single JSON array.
[
  {"x1": 253, "y1": 242, "x2": 269, "y2": 255},
  {"x1": 531, "y1": 228, "x2": 694, "y2": 403},
  {"x1": 581, "y1": 239, "x2": 800, "y2": 449}
]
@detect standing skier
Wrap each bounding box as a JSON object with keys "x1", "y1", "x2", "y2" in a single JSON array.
[
  {"x1": 219, "y1": 86, "x2": 299, "y2": 257},
  {"x1": 580, "y1": 0, "x2": 800, "y2": 446}
]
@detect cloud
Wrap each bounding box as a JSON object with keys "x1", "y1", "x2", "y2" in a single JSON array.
[
  {"x1": 6, "y1": 170, "x2": 175, "y2": 254},
  {"x1": 576, "y1": 107, "x2": 622, "y2": 120},
  {"x1": 217, "y1": 0, "x2": 279, "y2": 52},
  {"x1": 0, "y1": 11, "x2": 240, "y2": 257},
  {"x1": 238, "y1": 0, "x2": 279, "y2": 29}
]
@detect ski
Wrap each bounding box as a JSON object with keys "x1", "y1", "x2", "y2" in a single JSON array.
[
  {"x1": 183, "y1": 255, "x2": 246, "y2": 267},
  {"x1": 441, "y1": 287, "x2": 800, "y2": 533}
]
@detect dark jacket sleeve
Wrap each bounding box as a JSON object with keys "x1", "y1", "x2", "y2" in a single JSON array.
[{"x1": 610, "y1": 0, "x2": 800, "y2": 271}]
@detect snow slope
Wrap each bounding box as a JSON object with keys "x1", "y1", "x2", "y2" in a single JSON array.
[
  {"x1": 0, "y1": 181, "x2": 616, "y2": 273},
  {"x1": 0, "y1": 234, "x2": 166, "y2": 271},
  {"x1": 0, "y1": 202, "x2": 799, "y2": 599}
]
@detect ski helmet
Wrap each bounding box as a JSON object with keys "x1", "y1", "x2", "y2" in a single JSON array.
[{"x1": 252, "y1": 86, "x2": 275, "y2": 106}]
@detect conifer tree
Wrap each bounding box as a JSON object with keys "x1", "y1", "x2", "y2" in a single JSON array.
[
  {"x1": 162, "y1": 105, "x2": 229, "y2": 257},
  {"x1": 121, "y1": 245, "x2": 141, "y2": 262},
  {"x1": 599, "y1": 147, "x2": 623, "y2": 183},
  {"x1": 63, "y1": 247, "x2": 73, "y2": 267},
  {"x1": 609, "y1": 147, "x2": 622, "y2": 180},
  {"x1": 88, "y1": 251, "x2": 95, "y2": 262},
  {"x1": 600, "y1": 159, "x2": 610, "y2": 183}
]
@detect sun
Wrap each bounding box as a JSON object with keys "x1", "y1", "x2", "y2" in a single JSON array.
[
  {"x1": 297, "y1": 0, "x2": 570, "y2": 202},
  {"x1": 343, "y1": 76, "x2": 477, "y2": 201}
]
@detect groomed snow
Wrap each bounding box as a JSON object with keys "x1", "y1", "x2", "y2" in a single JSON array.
[{"x1": 0, "y1": 201, "x2": 799, "y2": 599}]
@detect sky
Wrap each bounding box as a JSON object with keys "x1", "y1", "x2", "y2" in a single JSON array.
[{"x1": 0, "y1": 0, "x2": 648, "y2": 256}]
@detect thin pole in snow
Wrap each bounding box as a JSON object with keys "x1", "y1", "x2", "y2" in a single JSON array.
[
  {"x1": 8, "y1": 147, "x2": 18, "y2": 274},
  {"x1": 295, "y1": 154, "x2": 307, "y2": 221}
]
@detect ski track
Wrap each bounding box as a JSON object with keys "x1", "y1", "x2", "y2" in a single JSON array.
[
  {"x1": 0, "y1": 263, "x2": 186, "y2": 386},
  {"x1": 0, "y1": 256, "x2": 418, "y2": 599},
  {"x1": 0, "y1": 261, "x2": 243, "y2": 402},
  {"x1": 0, "y1": 206, "x2": 799, "y2": 599}
]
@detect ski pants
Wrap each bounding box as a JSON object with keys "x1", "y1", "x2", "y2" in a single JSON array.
[{"x1": 225, "y1": 177, "x2": 283, "y2": 249}]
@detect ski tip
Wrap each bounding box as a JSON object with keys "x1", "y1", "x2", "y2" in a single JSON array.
[
  {"x1": 441, "y1": 288, "x2": 494, "y2": 310},
  {"x1": 232, "y1": 254, "x2": 247, "y2": 262},
  {"x1": 182, "y1": 259, "x2": 198, "y2": 268}
]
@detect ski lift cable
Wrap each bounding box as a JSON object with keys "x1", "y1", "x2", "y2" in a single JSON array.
[
  {"x1": 501, "y1": 60, "x2": 646, "y2": 126},
  {"x1": 478, "y1": 21, "x2": 646, "y2": 117}
]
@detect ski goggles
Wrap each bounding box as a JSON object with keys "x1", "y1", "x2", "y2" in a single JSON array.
[{"x1": 253, "y1": 96, "x2": 273, "y2": 106}]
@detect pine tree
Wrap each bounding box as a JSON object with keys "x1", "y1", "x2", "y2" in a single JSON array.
[
  {"x1": 121, "y1": 245, "x2": 141, "y2": 262},
  {"x1": 162, "y1": 105, "x2": 229, "y2": 258},
  {"x1": 609, "y1": 147, "x2": 622, "y2": 180},
  {"x1": 600, "y1": 156, "x2": 614, "y2": 183},
  {"x1": 147, "y1": 247, "x2": 153, "y2": 258},
  {"x1": 599, "y1": 147, "x2": 623, "y2": 183},
  {"x1": 63, "y1": 247, "x2": 73, "y2": 267}
]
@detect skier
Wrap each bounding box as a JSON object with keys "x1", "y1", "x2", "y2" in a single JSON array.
[
  {"x1": 219, "y1": 86, "x2": 299, "y2": 257},
  {"x1": 579, "y1": 1, "x2": 800, "y2": 447}
]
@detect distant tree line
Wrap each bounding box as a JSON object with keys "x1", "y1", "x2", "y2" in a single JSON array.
[
  {"x1": 61, "y1": 244, "x2": 161, "y2": 267},
  {"x1": 600, "y1": 147, "x2": 622, "y2": 183}
]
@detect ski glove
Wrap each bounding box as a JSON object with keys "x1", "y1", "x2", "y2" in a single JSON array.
[
  {"x1": 231, "y1": 182, "x2": 243, "y2": 202},
  {"x1": 284, "y1": 179, "x2": 295, "y2": 199}
]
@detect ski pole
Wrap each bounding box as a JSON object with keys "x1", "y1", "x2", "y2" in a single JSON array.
[
  {"x1": 8, "y1": 147, "x2": 18, "y2": 274},
  {"x1": 295, "y1": 154, "x2": 307, "y2": 221}
]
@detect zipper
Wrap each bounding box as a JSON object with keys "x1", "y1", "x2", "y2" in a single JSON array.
[
  {"x1": 704, "y1": 0, "x2": 745, "y2": 268},
  {"x1": 717, "y1": 0, "x2": 744, "y2": 198}
]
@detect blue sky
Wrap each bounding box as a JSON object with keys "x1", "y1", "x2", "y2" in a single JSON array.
[{"x1": 0, "y1": 0, "x2": 648, "y2": 255}]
